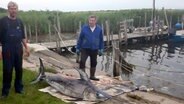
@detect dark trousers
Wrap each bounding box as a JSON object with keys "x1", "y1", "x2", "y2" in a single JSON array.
[
  {"x1": 79, "y1": 48, "x2": 98, "y2": 69},
  {"x1": 2, "y1": 44, "x2": 23, "y2": 96}
]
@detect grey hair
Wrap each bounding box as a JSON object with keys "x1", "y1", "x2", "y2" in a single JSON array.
[
  {"x1": 88, "y1": 15, "x2": 97, "y2": 20},
  {"x1": 7, "y1": 1, "x2": 18, "y2": 9}
]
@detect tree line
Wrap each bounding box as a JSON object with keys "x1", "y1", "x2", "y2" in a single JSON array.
[{"x1": 0, "y1": 8, "x2": 184, "y2": 36}]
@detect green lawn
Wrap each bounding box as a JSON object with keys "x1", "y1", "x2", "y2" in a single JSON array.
[{"x1": 0, "y1": 61, "x2": 67, "y2": 104}]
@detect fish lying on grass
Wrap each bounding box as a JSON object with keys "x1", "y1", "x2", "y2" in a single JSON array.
[{"x1": 31, "y1": 58, "x2": 111, "y2": 101}]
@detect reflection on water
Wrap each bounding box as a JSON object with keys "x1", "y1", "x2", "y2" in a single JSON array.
[{"x1": 121, "y1": 41, "x2": 184, "y2": 99}]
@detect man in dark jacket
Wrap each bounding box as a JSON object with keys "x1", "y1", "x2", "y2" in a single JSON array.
[
  {"x1": 0, "y1": 1, "x2": 30, "y2": 98},
  {"x1": 76, "y1": 15, "x2": 104, "y2": 81}
]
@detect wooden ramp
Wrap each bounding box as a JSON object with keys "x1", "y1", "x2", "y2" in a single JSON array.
[
  {"x1": 26, "y1": 43, "x2": 77, "y2": 71},
  {"x1": 26, "y1": 43, "x2": 106, "y2": 75}
]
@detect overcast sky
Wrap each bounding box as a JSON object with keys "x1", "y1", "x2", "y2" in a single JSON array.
[{"x1": 1, "y1": 0, "x2": 183, "y2": 12}]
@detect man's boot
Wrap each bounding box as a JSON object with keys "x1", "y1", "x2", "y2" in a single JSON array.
[
  {"x1": 90, "y1": 68, "x2": 99, "y2": 81},
  {"x1": 79, "y1": 68, "x2": 85, "y2": 80}
]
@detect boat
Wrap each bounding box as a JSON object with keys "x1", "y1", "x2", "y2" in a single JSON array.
[{"x1": 168, "y1": 23, "x2": 184, "y2": 42}]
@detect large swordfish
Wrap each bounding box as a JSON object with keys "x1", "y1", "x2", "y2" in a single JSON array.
[{"x1": 31, "y1": 58, "x2": 111, "y2": 101}]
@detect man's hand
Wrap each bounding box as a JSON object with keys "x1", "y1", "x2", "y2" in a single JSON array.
[
  {"x1": 76, "y1": 49, "x2": 80, "y2": 55},
  {"x1": 24, "y1": 48, "x2": 30, "y2": 57},
  {"x1": 22, "y1": 39, "x2": 30, "y2": 57},
  {"x1": 98, "y1": 49, "x2": 104, "y2": 56}
]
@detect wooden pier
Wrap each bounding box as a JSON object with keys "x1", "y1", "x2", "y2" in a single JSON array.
[{"x1": 38, "y1": 31, "x2": 168, "y2": 50}]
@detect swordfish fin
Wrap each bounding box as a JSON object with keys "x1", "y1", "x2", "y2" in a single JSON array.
[{"x1": 30, "y1": 58, "x2": 46, "y2": 84}]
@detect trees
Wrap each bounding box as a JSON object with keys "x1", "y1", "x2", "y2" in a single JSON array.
[{"x1": 1, "y1": 9, "x2": 183, "y2": 36}]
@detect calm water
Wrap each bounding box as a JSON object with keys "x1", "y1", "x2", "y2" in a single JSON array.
[{"x1": 120, "y1": 41, "x2": 184, "y2": 99}]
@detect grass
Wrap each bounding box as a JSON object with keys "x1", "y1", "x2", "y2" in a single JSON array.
[{"x1": 0, "y1": 61, "x2": 67, "y2": 104}]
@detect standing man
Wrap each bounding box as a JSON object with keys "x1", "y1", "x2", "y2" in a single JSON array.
[
  {"x1": 76, "y1": 15, "x2": 104, "y2": 81},
  {"x1": 0, "y1": 1, "x2": 30, "y2": 97}
]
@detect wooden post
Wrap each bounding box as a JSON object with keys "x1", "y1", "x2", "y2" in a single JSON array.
[
  {"x1": 101, "y1": 22, "x2": 104, "y2": 38},
  {"x1": 112, "y1": 41, "x2": 121, "y2": 77},
  {"x1": 182, "y1": 15, "x2": 184, "y2": 30},
  {"x1": 110, "y1": 31, "x2": 113, "y2": 46},
  {"x1": 169, "y1": 13, "x2": 173, "y2": 29},
  {"x1": 163, "y1": 7, "x2": 169, "y2": 29},
  {"x1": 118, "y1": 28, "x2": 121, "y2": 45},
  {"x1": 144, "y1": 12, "x2": 147, "y2": 34},
  {"x1": 48, "y1": 22, "x2": 51, "y2": 42},
  {"x1": 113, "y1": 42, "x2": 120, "y2": 77},
  {"x1": 177, "y1": 16, "x2": 180, "y2": 23},
  {"x1": 104, "y1": 21, "x2": 112, "y2": 72},
  {"x1": 57, "y1": 12, "x2": 61, "y2": 34},
  {"x1": 157, "y1": 16, "x2": 160, "y2": 35},
  {"x1": 124, "y1": 20, "x2": 128, "y2": 44},
  {"x1": 119, "y1": 20, "x2": 128, "y2": 45},
  {"x1": 55, "y1": 37, "x2": 58, "y2": 51},
  {"x1": 35, "y1": 23, "x2": 38, "y2": 43},
  {"x1": 152, "y1": 0, "x2": 156, "y2": 40},
  {"x1": 79, "y1": 21, "x2": 81, "y2": 32},
  {"x1": 139, "y1": 16, "x2": 141, "y2": 28},
  {"x1": 76, "y1": 21, "x2": 82, "y2": 63},
  {"x1": 24, "y1": 25, "x2": 27, "y2": 40},
  {"x1": 105, "y1": 20, "x2": 110, "y2": 47},
  {"x1": 119, "y1": 21, "x2": 124, "y2": 43},
  {"x1": 28, "y1": 25, "x2": 32, "y2": 43},
  {"x1": 56, "y1": 11, "x2": 61, "y2": 50}
]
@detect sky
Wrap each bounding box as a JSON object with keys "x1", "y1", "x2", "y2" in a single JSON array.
[{"x1": 1, "y1": 0, "x2": 183, "y2": 12}]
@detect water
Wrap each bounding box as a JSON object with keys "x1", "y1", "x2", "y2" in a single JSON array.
[
  {"x1": 61, "y1": 41, "x2": 184, "y2": 99},
  {"x1": 120, "y1": 41, "x2": 184, "y2": 99}
]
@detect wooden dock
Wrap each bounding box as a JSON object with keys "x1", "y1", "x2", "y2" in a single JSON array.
[{"x1": 38, "y1": 31, "x2": 168, "y2": 49}]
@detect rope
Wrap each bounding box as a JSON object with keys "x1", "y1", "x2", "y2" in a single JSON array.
[{"x1": 53, "y1": 24, "x2": 76, "y2": 55}]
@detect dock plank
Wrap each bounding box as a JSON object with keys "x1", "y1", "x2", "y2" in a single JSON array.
[{"x1": 39, "y1": 32, "x2": 168, "y2": 49}]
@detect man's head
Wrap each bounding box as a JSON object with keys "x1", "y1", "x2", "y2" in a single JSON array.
[
  {"x1": 88, "y1": 15, "x2": 97, "y2": 27},
  {"x1": 7, "y1": 1, "x2": 18, "y2": 19}
]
